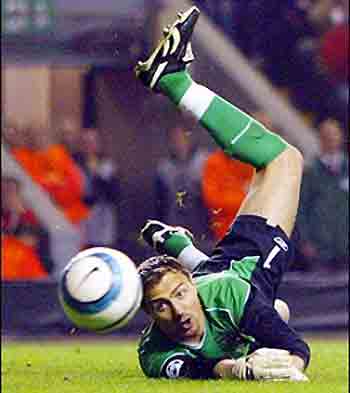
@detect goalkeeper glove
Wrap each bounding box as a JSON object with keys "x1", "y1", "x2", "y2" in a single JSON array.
[
  {"x1": 140, "y1": 220, "x2": 194, "y2": 258},
  {"x1": 232, "y1": 348, "x2": 309, "y2": 382}
]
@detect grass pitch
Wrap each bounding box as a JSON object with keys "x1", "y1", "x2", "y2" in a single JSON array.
[{"x1": 2, "y1": 337, "x2": 348, "y2": 393}]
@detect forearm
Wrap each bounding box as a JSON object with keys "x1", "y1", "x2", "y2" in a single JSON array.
[
  {"x1": 241, "y1": 299, "x2": 311, "y2": 369},
  {"x1": 213, "y1": 359, "x2": 236, "y2": 379},
  {"x1": 213, "y1": 351, "x2": 308, "y2": 381}
]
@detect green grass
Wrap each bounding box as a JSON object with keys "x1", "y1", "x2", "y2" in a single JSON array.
[{"x1": 2, "y1": 337, "x2": 348, "y2": 393}]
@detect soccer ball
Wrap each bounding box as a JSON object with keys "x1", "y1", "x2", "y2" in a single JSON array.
[{"x1": 58, "y1": 247, "x2": 143, "y2": 333}]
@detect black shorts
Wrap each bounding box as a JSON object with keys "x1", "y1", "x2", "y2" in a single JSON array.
[
  {"x1": 193, "y1": 214, "x2": 294, "y2": 302},
  {"x1": 193, "y1": 215, "x2": 311, "y2": 366}
]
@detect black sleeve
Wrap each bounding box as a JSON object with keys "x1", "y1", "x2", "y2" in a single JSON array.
[
  {"x1": 240, "y1": 294, "x2": 311, "y2": 368},
  {"x1": 160, "y1": 355, "x2": 218, "y2": 379}
]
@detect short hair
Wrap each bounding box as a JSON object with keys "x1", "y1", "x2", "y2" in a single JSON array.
[{"x1": 137, "y1": 255, "x2": 191, "y2": 308}]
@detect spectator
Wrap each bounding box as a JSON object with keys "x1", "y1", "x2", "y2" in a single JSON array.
[
  {"x1": 57, "y1": 118, "x2": 82, "y2": 163},
  {"x1": 2, "y1": 177, "x2": 39, "y2": 235},
  {"x1": 234, "y1": 1, "x2": 315, "y2": 67},
  {"x1": 294, "y1": 118, "x2": 348, "y2": 272},
  {"x1": 75, "y1": 128, "x2": 120, "y2": 248},
  {"x1": 320, "y1": 22, "x2": 348, "y2": 85},
  {"x1": 5, "y1": 124, "x2": 89, "y2": 225},
  {"x1": 154, "y1": 125, "x2": 210, "y2": 247},
  {"x1": 318, "y1": 3, "x2": 348, "y2": 126},
  {"x1": 225, "y1": 0, "x2": 347, "y2": 125},
  {"x1": 201, "y1": 111, "x2": 272, "y2": 240},
  {"x1": 308, "y1": 0, "x2": 348, "y2": 34},
  {"x1": 194, "y1": 0, "x2": 347, "y2": 127},
  {"x1": 1, "y1": 176, "x2": 52, "y2": 279},
  {"x1": 2, "y1": 121, "x2": 32, "y2": 150},
  {"x1": 202, "y1": 150, "x2": 253, "y2": 240}
]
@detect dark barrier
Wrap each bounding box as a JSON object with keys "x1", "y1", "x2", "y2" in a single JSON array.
[
  {"x1": 1, "y1": 279, "x2": 149, "y2": 338},
  {"x1": 1, "y1": 272, "x2": 348, "y2": 337},
  {"x1": 277, "y1": 272, "x2": 348, "y2": 330}
]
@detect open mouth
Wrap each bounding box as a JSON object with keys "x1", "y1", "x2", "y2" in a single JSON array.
[{"x1": 179, "y1": 317, "x2": 193, "y2": 333}]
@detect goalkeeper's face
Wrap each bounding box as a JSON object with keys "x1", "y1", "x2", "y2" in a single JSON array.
[{"x1": 144, "y1": 270, "x2": 205, "y2": 343}]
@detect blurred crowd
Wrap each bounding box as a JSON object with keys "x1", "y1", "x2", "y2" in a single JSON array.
[
  {"x1": 196, "y1": 0, "x2": 348, "y2": 128},
  {"x1": 2, "y1": 112, "x2": 347, "y2": 280},
  {"x1": 293, "y1": 118, "x2": 348, "y2": 272},
  {"x1": 150, "y1": 112, "x2": 348, "y2": 273},
  {"x1": 2, "y1": 121, "x2": 120, "y2": 280},
  {"x1": 2, "y1": 176, "x2": 52, "y2": 279}
]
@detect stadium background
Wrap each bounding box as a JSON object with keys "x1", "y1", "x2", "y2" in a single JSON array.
[{"x1": 2, "y1": 0, "x2": 348, "y2": 339}]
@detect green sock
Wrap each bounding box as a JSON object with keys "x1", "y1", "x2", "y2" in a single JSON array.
[
  {"x1": 163, "y1": 233, "x2": 192, "y2": 258},
  {"x1": 163, "y1": 233, "x2": 208, "y2": 271},
  {"x1": 158, "y1": 71, "x2": 288, "y2": 168}
]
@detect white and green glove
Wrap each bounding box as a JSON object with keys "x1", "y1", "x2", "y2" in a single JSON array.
[
  {"x1": 141, "y1": 220, "x2": 194, "y2": 257},
  {"x1": 140, "y1": 220, "x2": 209, "y2": 271},
  {"x1": 232, "y1": 348, "x2": 309, "y2": 382}
]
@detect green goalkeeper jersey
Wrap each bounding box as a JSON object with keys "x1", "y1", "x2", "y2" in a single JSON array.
[{"x1": 138, "y1": 257, "x2": 259, "y2": 378}]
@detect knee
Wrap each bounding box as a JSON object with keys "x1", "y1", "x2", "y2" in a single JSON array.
[
  {"x1": 274, "y1": 145, "x2": 304, "y2": 181},
  {"x1": 287, "y1": 145, "x2": 304, "y2": 169},
  {"x1": 287, "y1": 145, "x2": 303, "y2": 168}
]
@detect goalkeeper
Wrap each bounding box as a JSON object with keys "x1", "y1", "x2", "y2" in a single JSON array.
[{"x1": 135, "y1": 6, "x2": 310, "y2": 381}]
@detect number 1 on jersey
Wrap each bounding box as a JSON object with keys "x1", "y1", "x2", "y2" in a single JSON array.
[{"x1": 263, "y1": 245, "x2": 281, "y2": 269}]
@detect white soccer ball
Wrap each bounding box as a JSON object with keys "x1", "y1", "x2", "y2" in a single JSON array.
[{"x1": 58, "y1": 247, "x2": 143, "y2": 333}]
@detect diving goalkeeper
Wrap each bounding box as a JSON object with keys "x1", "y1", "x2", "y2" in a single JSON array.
[{"x1": 135, "y1": 6, "x2": 310, "y2": 381}]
